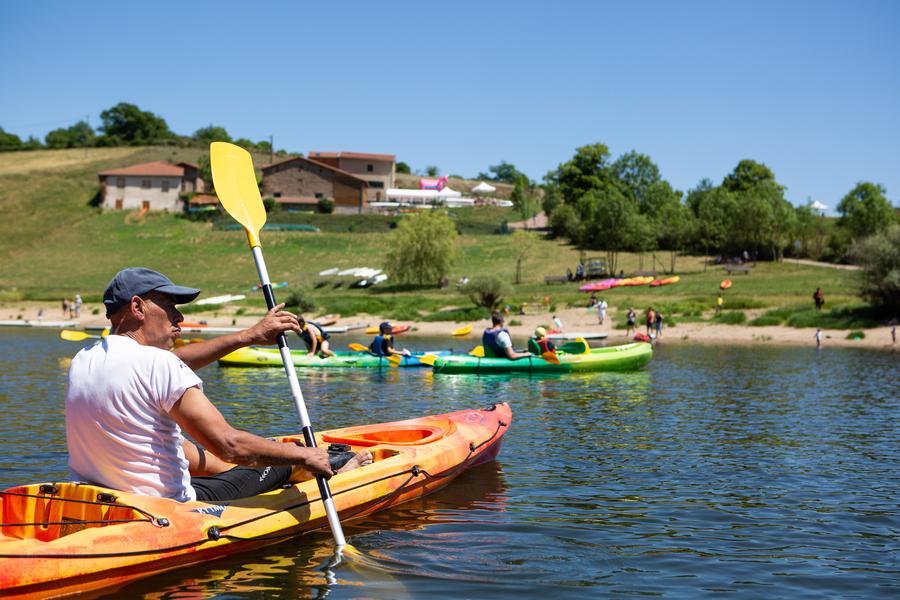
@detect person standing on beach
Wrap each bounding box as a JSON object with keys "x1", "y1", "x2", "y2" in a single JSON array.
[
  {"x1": 553, "y1": 315, "x2": 564, "y2": 331},
  {"x1": 815, "y1": 328, "x2": 823, "y2": 348},
  {"x1": 597, "y1": 299, "x2": 607, "y2": 325},
  {"x1": 74, "y1": 294, "x2": 82, "y2": 319},
  {"x1": 62, "y1": 298, "x2": 69, "y2": 318},
  {"x1": 655, "y1": 311, "x2": 663, "y2": 339},
  {"x1": 645, "y1": 307, "x2": 656, "y2": 336},
  {"x1": 625, "y1": 308, "x2": 636, "y2": 337},
  {"x1": 716, "y1": 294, "x2": 724, "y2": 314}
]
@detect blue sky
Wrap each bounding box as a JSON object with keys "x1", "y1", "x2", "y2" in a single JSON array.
[{"x1": 2, "y1": 0, "x2": 898, "y2": 211}]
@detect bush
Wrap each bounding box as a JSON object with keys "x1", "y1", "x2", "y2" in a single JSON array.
[
  {"x1": 262, "y1": 197, "x2": 278, "y2": 213},
  {"x1": 283, "y1": 289, "x2": 316, "y2": 313},
  {"x1": 712, "y1": 311, "x2": 747, "y2": 325},
  {"x1": 466, "y1": 276, "x2": 511, "y2": 311},
  {"x1": 750, "y1": 315, "x2": 783, "y2": 327},
  {"x1": 851, "y1": 224, "x2": 900, "y2": 314},
  {"x1": 316, "y1": 197, "x2": 335, "y2": 214}
]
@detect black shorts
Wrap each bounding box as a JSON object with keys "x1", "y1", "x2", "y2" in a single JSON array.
[{"x1": 191, "y1": 465, "x2": 293, "y2": 502}]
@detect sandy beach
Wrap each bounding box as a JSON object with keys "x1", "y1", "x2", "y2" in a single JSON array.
[{"x1": 3, "y1": 301, "x2": 896, "y2": 352}]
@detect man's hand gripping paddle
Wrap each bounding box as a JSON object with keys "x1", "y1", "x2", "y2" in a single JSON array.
[{"x1": 210, "y1": 142, "x2": 349, "y2": 551}]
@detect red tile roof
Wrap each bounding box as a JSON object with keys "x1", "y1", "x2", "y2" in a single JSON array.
[
  {"x1": 274, "y1": 196, "x2": 319, "y2": 205},
  {"x1": 188, "y1": 194, "x2": 219, "y2": 205},
  {"x1": 308, "y1": 151, "x2": 396, "y2": 162},
  {"x1": 98, "y1": 161, "x2": 185, "y2": 177}
]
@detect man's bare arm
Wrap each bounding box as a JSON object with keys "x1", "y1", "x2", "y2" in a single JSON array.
[
  {"x1": 169, "y1": 387, "x2": 332, "y2": 477},
  {"x1": 173, "y1": 303, "x2": 301, "y2": 370}
]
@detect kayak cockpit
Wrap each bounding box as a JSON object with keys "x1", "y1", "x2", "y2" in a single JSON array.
[{"x1": 1, "y1": 483, "x2": 149, "y2": 542}]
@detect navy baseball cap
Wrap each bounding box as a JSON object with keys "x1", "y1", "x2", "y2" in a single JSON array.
[
  {"x1": 103, "y1": 267, "x2": 201, "y2": 318},
  {"x1": 379, "y1": 321, "x2": 393, "y2": 332}
]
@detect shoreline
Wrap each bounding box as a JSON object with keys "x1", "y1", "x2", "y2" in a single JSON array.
[{"x1": 3, "y1": 301, "x2": 897, "y2": 353}]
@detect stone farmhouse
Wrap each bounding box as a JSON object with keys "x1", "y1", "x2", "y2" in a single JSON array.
[
  {"x1": 260, "y1": 156, "x2": 370, "y2": 212},
  {"x1": 306, "y1": 151, "x2": 396, "y2": 203},
  {"x1": 97, "y1": 161, "x2": 204, "y2": 212}
]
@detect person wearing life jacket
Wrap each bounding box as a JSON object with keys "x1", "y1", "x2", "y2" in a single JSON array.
[
  {"x1": 528, "y1": 326, "x2": 557, "y2": 356},
  {"x1": 482, "y1": 312, "x2": 531, "y2": 360},
  {"x1": 297, "y1": 316, "x2": 335, "y2": 357},
  {"x1": 368, "y1": 322, "x2": 411, "y2": 358}
]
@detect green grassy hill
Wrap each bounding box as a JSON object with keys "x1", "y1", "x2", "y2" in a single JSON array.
[{"x1": 0, "y1": 147, "x2": 873, "y2": 329}]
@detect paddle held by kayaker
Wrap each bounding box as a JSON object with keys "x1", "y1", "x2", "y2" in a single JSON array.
[{"x1": 65, "y1": 267, "x2": 371, "y2": 503}]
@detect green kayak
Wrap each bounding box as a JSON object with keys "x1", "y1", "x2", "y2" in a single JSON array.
[
  {"x1": 431, "y1": 342, "x2": 653, "y2": 374},
  {"x1": 218, "y1": 346, "x2": 447, "y2": 368}
]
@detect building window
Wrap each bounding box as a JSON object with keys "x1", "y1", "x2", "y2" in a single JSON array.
[
  {"x1": 116, "y1": 177, "x2": 125, "y2": 187},
  {"x1": 115, "y1": 199, "x2": 123, "y2": 209},
  {"x1": 368, "y1": 181, "x2": 384, "y2": 188},
  {"x1": 274, "y1": 192, "x2": 282, "y2": 198},
  {"x1": 367, "y1": 164, "x2": 374, "y2": 172},
  {"x1": 141, "y1": 179, "x2": 151, "y2": 189},
  {"x1": 161, "y1": 180, "x2": 170, "y2": 193},
  {"x1": 142, "y1": 200, "x2": 150, "y2": 211},
  {"x1": 315, "y1": 193, "x2": 323, "y2": 199}
]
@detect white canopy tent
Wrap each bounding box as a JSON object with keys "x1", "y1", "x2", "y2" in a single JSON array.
[
  {"x1": 472, "y1": 181, "x2": 497, "y2": 194},
  {"x1": 811, "y1": 200, "x2": 828, "y2": 212}
]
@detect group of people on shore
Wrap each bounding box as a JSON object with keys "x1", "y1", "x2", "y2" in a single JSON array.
[{"x1": 61, "y1": 294, "x2": 82, "y2": 319}]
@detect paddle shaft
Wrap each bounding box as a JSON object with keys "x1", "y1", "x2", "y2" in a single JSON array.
[{"x1": 250, "y1": 246, "x2": 346, "y2": 547}]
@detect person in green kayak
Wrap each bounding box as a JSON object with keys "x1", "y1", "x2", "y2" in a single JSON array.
[
  {"x1": 528, "y1": 326, "x2": 557, "y2": 356},
  {"x1": 297, "y1": 316, "x2": 336, "y2": 357},
  {"x1": 65, "y1": 267, "x2": 371, "y2": 503},
  {"x1": 369, "y1": 321, "x2": 411, "y2": 358},
  {"x1": 482, "y1": 312, "x2": 531, "y2": 360}
]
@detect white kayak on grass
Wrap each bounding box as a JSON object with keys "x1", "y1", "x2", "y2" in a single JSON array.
[
  {"x1": 195, "y1": 294, "x2": 247, "y2": 306},
  {"x1": 547, "y1": 331, "x2": 609, "y2": 341},
  {"x1": 318, "y1": 267, "x2": 339, "y2": 276}
]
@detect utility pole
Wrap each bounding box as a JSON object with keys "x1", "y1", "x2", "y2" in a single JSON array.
[{"x1": 269, "y1": 135, "x2": 274, "y2": 164}]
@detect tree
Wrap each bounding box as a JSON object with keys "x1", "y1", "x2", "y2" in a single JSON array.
[
  {"x1": 511, "y1": 230, "x2": 540, "y2": 284},
  {"x1": 851, "y1": 224, "x2": 900, "y2": 314},
  {"x1": 611, "y1": 150, "x2": 661, "y2": 209},
  {"x1": 690, "y1": 185, "x2": 738, "y2": 264},
  {"x1": 581, "y1": 186, "x2": 640, "y2": 275},
  {"x1": 0, "y1": 127, "x2": 22, "y2": 150},
  {"x1": 795, "y1": 202, "x2": 832, "y2": 260},
  {"x1": 541, "y1": 182, "x2": 561, "y2": 217},
  {"x1": 98, "y1": 102, "x2": 174, "y2": 145},
  {"x1": 466, "y1": 276, "x2": 511, "y2": 312},
  {"x1": 424, "y1": 165, "x2": 440, "y2": 177},
  {"x1": 45, "y1": 120, "x2": 95, "y2": 148},
  {"x1": 384, "y1": 210, "x2": 458, "y2": 285},
  {"x1": 478, "y1": 161, "x2": 527, "y2": 184},
  {"x1": 396, "y1": 161, "x2": 411, "y2": 174},
  {"x1": 510, "y1": 176, "x2": 538, "y2": 221},
  {"x1": 837, "y1": 182, "x2": 896, "y2": 240},
  {"x1": 193, "y1": 125, "x2": 232, "y2": 145},
  {"x1": 556, "y1": 143, "x2": 613, "y2": 204},
  {"x1": 656, "y1": 200, "x2": 695, "y2": 273},
  {"x1": 722, "y1": 159, "x2": 779, "y2": 193},
  {"x1": 197, "y1": 154, "x2": 213, "y2": 191}
]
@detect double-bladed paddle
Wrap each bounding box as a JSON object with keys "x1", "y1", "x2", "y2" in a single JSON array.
[
  {"x1": 347, "y1": 342, "x2": 403, "y2": 367},
  {"x1": 210, "y1": 142, "x2": 347, "y2": 549}
]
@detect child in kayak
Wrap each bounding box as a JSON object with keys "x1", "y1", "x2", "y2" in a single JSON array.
[
  {"x1": 529, "y1": 326, "x2": 557, "y2": 356},
  {"x1": 369, "y1": 321, "x2": 411, "y2": 357},
  {"x1": 297, "y1": 316, "x2": 336, "y2": 357}
]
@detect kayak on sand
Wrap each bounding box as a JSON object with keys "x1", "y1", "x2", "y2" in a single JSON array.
[
  {"x1": 218, "y1": 346, "x2": 448, "y2": 368},
  {"x1": 431, "y1": 342, "x2": 652, "y2": 374},
  {"x1": 0, "y1": 404, "x2": 512, "y2": 598}
]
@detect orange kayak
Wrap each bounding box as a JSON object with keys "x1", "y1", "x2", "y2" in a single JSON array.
[
  {"x1": 0, "y1": 404, "x2": 511, "y2": 598},
  {"x1": 720, "y1": 279, "x2": 732, "y2": 290}
]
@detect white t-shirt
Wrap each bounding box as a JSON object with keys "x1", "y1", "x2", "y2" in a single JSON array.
[
  {"x1": 65, "y1": 335, "x2": 202, "y2": 501},
  {"x1": 496, "y1": 330, "x2": 512, "y2": 349}
]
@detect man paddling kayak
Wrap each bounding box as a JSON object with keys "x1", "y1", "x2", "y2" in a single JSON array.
[
  {"x1": 482, "y1": 312, "x2": 531, "y2": 360},
  {"x1": 65, "y1": 267, "x2": 370, "y2": 503}
]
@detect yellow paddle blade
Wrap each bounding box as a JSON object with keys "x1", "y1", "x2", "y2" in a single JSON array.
[
  {"x1": 452, "y1": 324, "x2": 473, "y2": 336},
  {"x1": 468, "y1": 345, "x2": 485, "y2": 357},
  {"x1": 101, "y1": 328, "x2": 110, "y2": 338},
  {"x1": 541, "y1": 351, "x2": 561, "y2": 365},
  {"x1": 386, "y1": 354, "x2": 402, "y2": 367},
  {"x1": 210, "y1": 142, "x2": 266, "y2": 248},
  {"x1": 347, "y1": 343, "x2": 369, "y2": 352},
  {"x1": 417, "y1": 354, "x2": 438, "y2": 366},
  {"x1": 59, "y1": 330, "x2": 96, "y2": 341}
]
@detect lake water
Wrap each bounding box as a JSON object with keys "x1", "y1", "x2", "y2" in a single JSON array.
[{"x1": 1, "y1": 328, "x2": 898, "y2": 598}]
